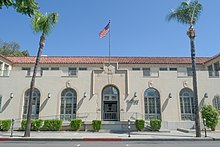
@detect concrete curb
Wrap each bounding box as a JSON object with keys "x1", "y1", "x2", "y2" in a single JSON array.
[{"x1": 0, "y1": 137, "x2": 219, "y2": 142}]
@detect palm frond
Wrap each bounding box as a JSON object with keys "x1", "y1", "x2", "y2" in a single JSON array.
[
  {"x1": 31, "y1": 12, "x2": 59, "y2": 35},
  {"x1": 166, "y1": 0, "x2": 202, "y2": 26}
]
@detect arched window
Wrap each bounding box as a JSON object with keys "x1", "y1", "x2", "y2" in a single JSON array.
[
  {"x1": 144, "y1": 88, "x2": 161, "y2": 120},
  {"x1": 179, "y1": 88, "x2": 194, "y2": 121},
  {"x1": 60, "y1": 88, "x2": 77, "y2": 121},
  {"x1": 23, "y1": 88, "x2": 40, "y2": 119},
  {"x1": 213, "y1": 94, "x2": 220, "y2": 113}
]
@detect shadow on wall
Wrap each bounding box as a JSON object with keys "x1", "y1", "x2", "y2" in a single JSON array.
[
  {"x1": 199, "y1": 97, "x2": 205, "y2": 110},
  {"x1": 77, "y1": 97, "x2": 85, "y2": 111},
  {"x1": 162, "y1": 97, "x2": 171, "y2": 112},
  {"x1": 126, "y1": 96, "x2": 135, "y2": 112},
  {"x1": 0, "y1": 98, "x2": 12, "y2": 113},
  {"x1": 39, "y1": 98, "x2": 49, "y2": 112}
]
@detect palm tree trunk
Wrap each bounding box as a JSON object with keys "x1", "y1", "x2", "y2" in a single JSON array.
[
  {"x1": 187, "y1": 27, "x2": 201, "y2": 137},
  {"x1": 24, "y1": 33, "x2": 45, "y2": 137}
]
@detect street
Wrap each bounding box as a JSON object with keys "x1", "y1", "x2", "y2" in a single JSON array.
[{"x1": 0, "y1": 141, "x2": 220, "y2": 147}]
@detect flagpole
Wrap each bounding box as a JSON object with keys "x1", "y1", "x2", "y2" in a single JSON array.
[{"x1": 108, "y1": 20, "x2": 111, "y2": 65}]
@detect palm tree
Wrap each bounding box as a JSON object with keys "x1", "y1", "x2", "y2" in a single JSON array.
[
  {"x1": 24, "y1": 12, "x2": 59, "y2": 137},
  {"x1": 0, "y1": 0, "x2": 39, "y2": 16},
  {"x1": 166, "y1": 0, "x2": 203, "y2": 137}
]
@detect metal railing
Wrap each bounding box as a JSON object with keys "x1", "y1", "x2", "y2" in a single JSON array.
[
  {"x1": 145, "y1": 114, "x2": 161, "y2": 120},
  {"x1": 103, "y1": 112, "x2": 118, "y2": 121},
  {"x1": 181, "y1": 114, "x2": 195, "y2": 121}
]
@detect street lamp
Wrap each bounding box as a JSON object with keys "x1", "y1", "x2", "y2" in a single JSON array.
[
  {"x1": 83, "y1": 92, "x2": 87, "y2": 98},
  {"x1": 10, "y1": 93, "x2": 14, "y2": 99},
  {"x1": 204, "y1": 93, "x2": 208, "y2": 98},
  {"x1": 168, "y1": 93, "x2": 172, "y2": 99},
  {"x1": 47, "y1": 93, "x2": 51, "y2": 99},
  {"x1": 134, "y1": 92, "x2": 137, "y2": 98}
]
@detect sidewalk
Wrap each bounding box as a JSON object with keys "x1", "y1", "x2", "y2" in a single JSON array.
[{"x1": 1, "y1": 130, "x2": 220, "y2": 141}]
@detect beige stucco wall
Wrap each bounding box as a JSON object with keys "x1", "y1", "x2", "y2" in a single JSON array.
[{"x1": 0, "y1": 61, "x2": 220, "y2": 129}]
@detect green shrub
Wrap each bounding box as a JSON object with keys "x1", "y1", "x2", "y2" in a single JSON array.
[
  {"x1": 70, "y1": 119, "x2": 82, "y2": 131},
  {"x1": 21, "y1": 120, "x2": 27, "y2": 130},
  {"x1": 201, "y1": 105, "x2": 219, "y2": 131},
  {"x1": 150, "y1": 119, "x2": 161, "y2": 131},
  {"x1": 33, "y1": 119, "x2": 43, "y2": 131},
  {"x1": 92, "y1": 120, "x2": 102, "y2": 132},
  {"x1": 21, "y1": 119, "x2": 43, "y2": 131},
  {"x1": 43, "y1": 120, "x2": 62, "y2": 131},
  {"x1": 135, "y1": 119, "x2": 145, "y2": 131},
  {"x1": 0, "y1": 120, "x2": 12, "y2": 131}
]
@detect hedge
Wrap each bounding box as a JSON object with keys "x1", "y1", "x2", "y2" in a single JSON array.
[
  {"x1": 135, "y1": 119, "x2": 145, "y2": 131},
  {"x1": 43, "y1": 120, "x2": 62, "y2": 131},
  {"x1": 70, "y1": 119, "x2": 82, "y2": 131},
  {"x1": 21, "y1": 119, "x2": 43, "y2": 131},
  {"x1": 92, "y1": 120, "x2": 102, "y2": 132},
  {"x1": 150, "y1": 119, "x2": 161, "y2": 131},
  {"x1": 0, "y1": 120, "x2": 12, "y2": 131}
]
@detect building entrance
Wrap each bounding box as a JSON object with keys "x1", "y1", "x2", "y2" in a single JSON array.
[{"x1": 102, "y1": 86, "x2": 119, "y2": 121}]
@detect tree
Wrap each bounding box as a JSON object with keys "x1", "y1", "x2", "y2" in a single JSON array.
[
  {"x1": 0, "y1": 0, "x2": 39, "y2": 16},
  {"x1": 166, "y1": 0, "x2": 203, "y2": 137},
  {"x1": 201, "y1": 105, "x2": 219, "y2": 131},
  {"x1": 0, "y1": 41, "x2": 29, "y2": 56},
  {"x1": 24, "y1": 12, "x2": 59, "y2": 137}
]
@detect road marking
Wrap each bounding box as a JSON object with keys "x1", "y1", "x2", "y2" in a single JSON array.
[{"x1": 76, "y1": 144, "x2": 80, "y2": 147}]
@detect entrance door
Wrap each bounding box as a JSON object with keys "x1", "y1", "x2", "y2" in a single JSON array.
[{"x1": 102, "y1": 86, "x2": 119, "y2": 121}]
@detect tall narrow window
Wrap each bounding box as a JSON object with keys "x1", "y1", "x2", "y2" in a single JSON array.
[
  {"x1": 214, "y1": 62, "x2": 220, "y2": 77},
  {"x1": 213, "y1": 94, "x2": 220, "y2": 113},
  {"x1": 179, "y1": 88, "x2": 194, "y2": 121},
  {"x1": 60, "y1": 88, "x2": 77, "y2": 121},
  {"x1": 144, "y1": 88, "x2": 161, "y2": 120},
  {"x1": 23, "y1": 88, "x2": 40, "y2": 119},
  {"x1": 3, "y1": 64, "x2": 9, "y2": 76},
  {"x1": 208, "y1": 65, "x2": 213, "y2": 77}
]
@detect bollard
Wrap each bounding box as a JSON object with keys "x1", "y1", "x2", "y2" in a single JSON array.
[
  {"x1": 128, "y1": 119, "x2": 131, "y2": 137},
  {"x1": 10, "y1": 118, "x2": 15, "y2": 137},
  {"x1": 203, "y1": 118, "x2": 207, "y2": 137}
]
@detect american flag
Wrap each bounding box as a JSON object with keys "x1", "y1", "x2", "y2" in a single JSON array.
[{"x1": 99, "y1": 22, "x2": 110, "y2": 38}]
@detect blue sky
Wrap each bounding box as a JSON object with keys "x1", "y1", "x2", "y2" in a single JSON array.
[{"x1": 0, "y1": 0, "x2": 220, "y2": 57}]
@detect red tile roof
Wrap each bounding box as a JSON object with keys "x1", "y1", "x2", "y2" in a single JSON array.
[
  {"x1": 4, "y1": 56, "x2": 210, "y2": 64},
  {"x1": 204, "y1": 53, "x2": 220, "y2": 64}
]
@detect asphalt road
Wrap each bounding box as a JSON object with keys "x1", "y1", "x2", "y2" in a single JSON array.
[{"x1": 0, "y1": 141, "x2": 220, "y2": 147}]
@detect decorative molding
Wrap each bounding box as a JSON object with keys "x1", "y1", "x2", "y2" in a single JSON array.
[{"x1": 104, "y1": 64, "x2": 115, "y2": 74}]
